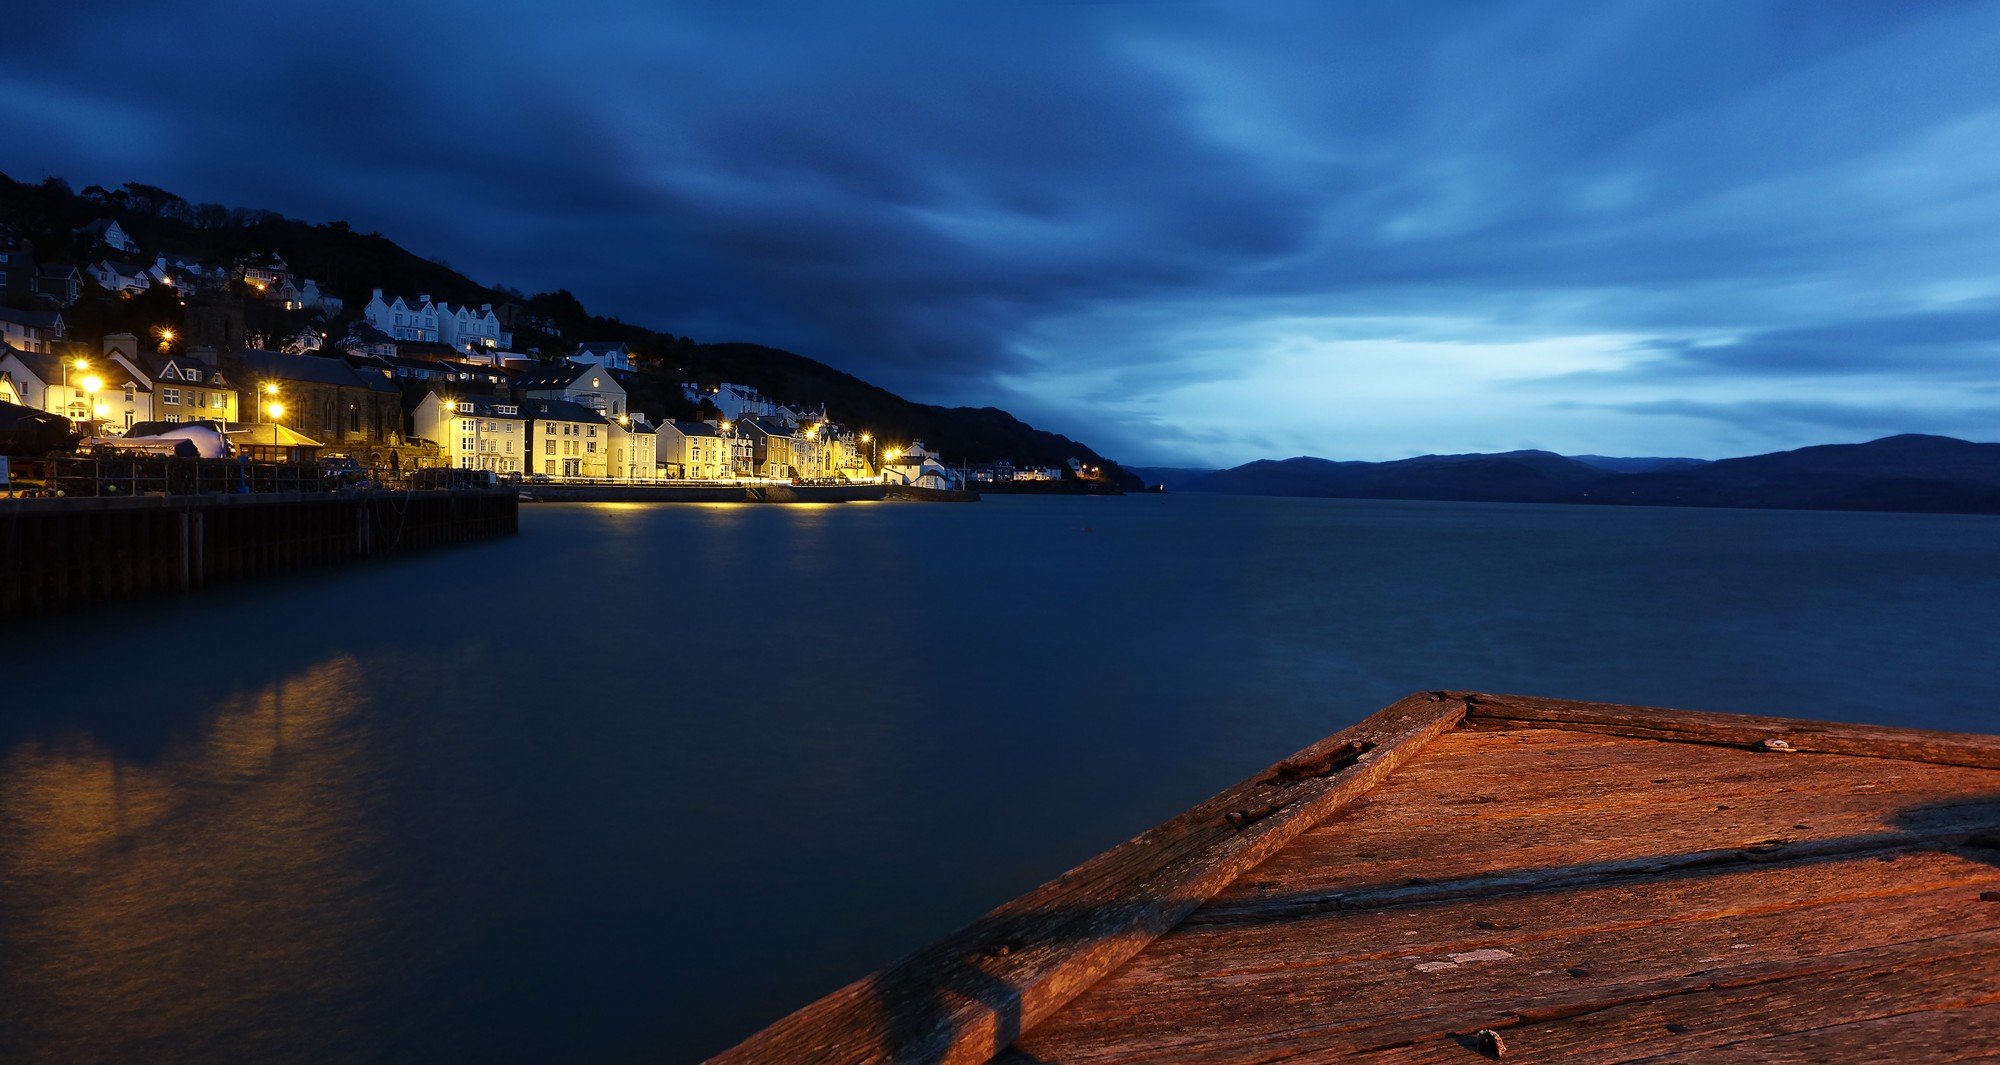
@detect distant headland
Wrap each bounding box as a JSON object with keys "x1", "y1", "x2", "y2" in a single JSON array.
[{"x1": 1132, "y1": 434, "x2": 2000, "y2": 516}]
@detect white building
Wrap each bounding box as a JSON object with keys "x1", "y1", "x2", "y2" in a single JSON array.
[
  {"x1": 608, "y1": 415, "x2": 658, "y2": 481},
  {"x1": 363, "y1": 289, "x2": 441, "y2": 342},
  {"x1": 683, "y1": 381, "x2": 777, "y2": 422},
  {"x1": 437, "y1": 301, "x2": 512, "y2": 354},
  {"x1": 571, "y1": 341, "x2": 632, "y2": 371},
  {"x1": 523, "y1": 398, "x2": 610, "y2": 479},
  {"x1": 88, "y1": 259, "x2": 152, "y2": 295},
  {"x1": 658, "y1": 420, "x2": 732, "y2": 479},
  {"x1": 413, "y1": 392, "x2": 526, "y2": 474},
  {"x1": 517, "y1": 361, "x2": 628, "y2": 419},
  {"x1": 881, "y1": 440, "x2": 963, "y2": 491}
]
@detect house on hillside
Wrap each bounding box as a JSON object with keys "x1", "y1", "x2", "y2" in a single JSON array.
[
  {"x1": 237, "y1": 253, "x2": 293, "y2": 292},
  {"x1": 88, "y1": 259, "x2": 153, "y2": 295},
  {"x1": 571, "y1": 340, "x2": 631, "y2": 371},
  {"x1": 152, "y1": 253, "x2": 227, "y2": 294},
  {"x1": 363, "y1": 289, "x2": 440, "y2": 342},
  {"x1": 515, "y1": 361, "x2": 628, "y2": 419},
  {"x1": 78, "y1": 218, "x2": 139, "y2": 254},
  {"x1": 436, "y1": 301, "x2": 511, "y2": 353},
  {"x1": 680, "y1": 381, "x2": 779, "y2": 422},
  {"x1": 35, "y1": 264, "x2": 82, "y2": 306},
  {"x1": 0, "y1": 308, "x2": 64, "y2": 353},
  {"x1": 0, "y1": 237, "x2": 32, "y2": 299}
]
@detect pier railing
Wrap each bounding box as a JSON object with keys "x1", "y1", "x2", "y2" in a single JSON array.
[{"x1": 2, "y1": 456, "x2": 494, "y2": 499}]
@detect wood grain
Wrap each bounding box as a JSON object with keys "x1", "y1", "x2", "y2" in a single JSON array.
[
  {"x1": 1008, "y1": 724, "x2": 2000, "y2": 1064},
  {"x1": 1463, "y1": 692, "x2": 2000, "y2": 769}
]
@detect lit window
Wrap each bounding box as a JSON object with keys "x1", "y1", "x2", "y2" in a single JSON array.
[{"x1": 162, "y1": 388, "x2": 180, "y2": 405}]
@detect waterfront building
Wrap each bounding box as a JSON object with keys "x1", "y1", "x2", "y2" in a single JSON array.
[
  {"x1": 515, "y1": 361, "x2": 628, "y2": 419},
  {"x1": 733, "y1": 416, "x2": 803, "y2": 479},
  {"x1": 413, "y1": 392, "x2": 525, "y2": 474},
  {"x1": 881, "y1": 440, "x2": 964, "y2": 491},
  {"x1": 0, "y1": 342, "x2": 147, "y2": 432},
  {"x1": 523, "y1": 398, "x2": 609, "y2": 479},
  {"x1": 607, "y1": 414, "x2": 658, "y2": 481},
  {"x1": 236, "y1": 349, "x2": 404, "y2": 453},
  {"x1": 656, "y1": 420, "x2": 728, "y2": 478},
  {"x1": 107, "y1": 336, "x2": 242, "y2": 430},
  {"x1": 657, "y1": 420, "x2": 731, "y2": 479}
]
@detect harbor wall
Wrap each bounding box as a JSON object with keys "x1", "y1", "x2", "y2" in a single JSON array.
[
  {"x1": 526, "y1": 482, "x2": 889, "y2": 504},
  {"x1": 0, "y1": 489, "x2": 517, "y2": 619}
]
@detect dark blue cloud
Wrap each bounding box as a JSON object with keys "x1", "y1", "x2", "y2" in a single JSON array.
[{"x1": 2, "y1": 1, "x2": 1997, "y2": 463}]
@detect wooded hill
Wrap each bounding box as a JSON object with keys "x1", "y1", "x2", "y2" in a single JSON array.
[
  {"x1": 0, "y1": 173, "x2": 1126, "y2": 476},
  {"x1": 1167, "y1": 434, "x2": 2000, "y2": 515}
]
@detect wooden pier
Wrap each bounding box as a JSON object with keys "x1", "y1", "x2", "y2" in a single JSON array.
[
  {"x1": 712, "y1": 692, "x2": 2000, "y2": 1063},
  {"x1": 0, "y1": 489, "x2": 517, "y2": 619}
]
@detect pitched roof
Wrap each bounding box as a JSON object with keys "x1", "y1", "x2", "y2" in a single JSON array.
[
  {"x1": 436, "y1": 394, "x2": 525, "y2": 419},
  {"x1": 512, "y1": 363, "x2": 591, "y2": 390},
  {"x1": 523, "y1": 398, "x2": 608, "y2": 424},
  {"x1": 667, "y1": 420, "x2": 722, "y2": 438},
  {"x1": 238, "y1": 349, "x2": 399, "y2": 393},
  {"x1": 0, "y1": 307, "x2": 63, "y2": 330}
]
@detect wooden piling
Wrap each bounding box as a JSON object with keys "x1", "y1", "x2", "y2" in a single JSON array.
[{"x1": 0, "y1": 489, "x2": 517, "y2": 621}]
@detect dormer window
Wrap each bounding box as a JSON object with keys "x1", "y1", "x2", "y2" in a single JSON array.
[
  {"x1": 457, "y1": 401, "x2": 474, "y2": 413},
  {"x1": 185, "y1": 369, "x2": 201, "y2": 382}
]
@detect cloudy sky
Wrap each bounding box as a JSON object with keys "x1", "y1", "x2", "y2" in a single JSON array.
[{"x1": 5, "y1": 1, "x2": 1996, "y2": 465}]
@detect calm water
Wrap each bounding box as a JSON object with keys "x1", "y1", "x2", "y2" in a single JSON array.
[{"x1": 3, "y1": 494, "x2": 1998, "y2": 1062}]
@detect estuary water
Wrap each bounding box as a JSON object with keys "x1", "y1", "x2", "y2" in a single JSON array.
[{"x1": 3, "y1": 494, "x2": 1998, "y2": 1062}]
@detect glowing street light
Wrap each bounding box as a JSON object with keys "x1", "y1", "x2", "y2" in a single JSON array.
[{"x1": 268, "y1": 402, "x2": 285, "y2": 420}]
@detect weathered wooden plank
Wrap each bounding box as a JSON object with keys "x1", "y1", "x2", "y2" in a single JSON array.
[
  {"x1": 1010, "y1": 858, "x2": 2000, "y2": 1063},
  {"x1": 1207, "y1": 729, "x2": 2000, "y2": 910},
  {"x1": 1371, "y1": 941, "x2": 2000, "y2": 1064},
  {"x1": 1594, "y1": 1002, "x2": 2000, "y2": 1065},
  {"x1": 1463, "y1": 691, "x2": 2000, "y2": 769},
  {"x1": 705, "y1": 693, "x2": 1470, "y2": 1065}
]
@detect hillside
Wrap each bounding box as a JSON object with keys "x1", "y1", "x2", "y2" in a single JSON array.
[
  {"x1": 1576, "y1": 434, "x2": 2000, "y2": 513},
  {"x1": 1188, "y1": 450, "x2": 1608, "y2": 503},
  {"x1": 1179, "y1": 436, "x2": 2000, "y2": 515},
  {"x1": 0, "y1": 173, "x2": 1129, "y2": 476}
]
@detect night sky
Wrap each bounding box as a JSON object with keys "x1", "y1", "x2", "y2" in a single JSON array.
[{"x1": 6, "y1": 2, "x2": 1996, "y2": 465}]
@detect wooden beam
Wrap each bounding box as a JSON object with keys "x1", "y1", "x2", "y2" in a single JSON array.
[
  {"x1": 1462, "y1": 692, "x2": 2000, "y2": 770},
  {"x1": 705, "y1": 692, "x2": 1469, "y2": 1065}
]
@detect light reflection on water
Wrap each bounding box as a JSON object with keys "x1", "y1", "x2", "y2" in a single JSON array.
[{"x1": 1, "y1": 494, "x2": 1998, "y2": 1062}]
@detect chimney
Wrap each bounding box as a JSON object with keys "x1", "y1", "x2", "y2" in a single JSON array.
[
  {"x1": 372, "y1": 288, "x2": 383, "y2": 300},
  {"x1": 419, "y1": 294, "x2": 430, "y2": 305}
]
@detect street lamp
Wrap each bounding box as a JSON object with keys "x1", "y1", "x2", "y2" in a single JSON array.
[{"x1": 81, "y1": 375, "x2": 103, "y2": 437}]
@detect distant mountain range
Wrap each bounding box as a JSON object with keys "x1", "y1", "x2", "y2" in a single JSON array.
[{"x1": 1130, "y1": 435, "x2": 2000, "y2": 515}]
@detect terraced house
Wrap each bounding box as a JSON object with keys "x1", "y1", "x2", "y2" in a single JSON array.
[
  {"x1": 524, "y1": 398, "x2": 608, "y2": 479},
  {"x1": 412, "y1": 392, "x2": 525, "y2": 474}
]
